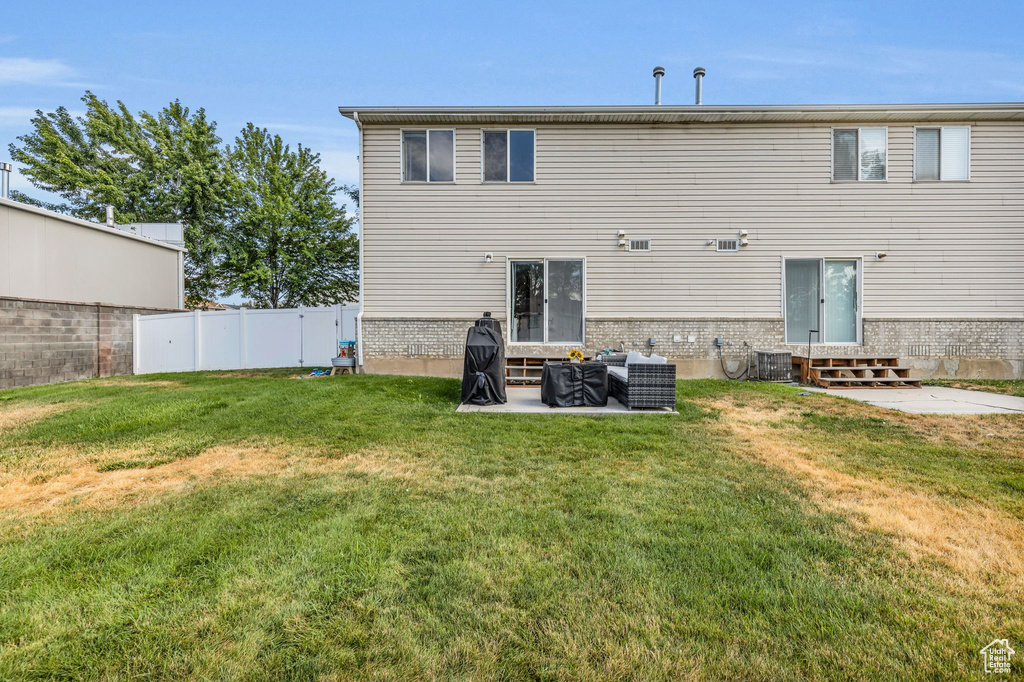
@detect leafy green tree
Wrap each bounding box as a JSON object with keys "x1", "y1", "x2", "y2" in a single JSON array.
[
  {"x1": 220, "y1": 124, "x2": 357, "y2": 308},
  {"x1": 8, "y1": 92, "x2": 229, "y2": 303}
]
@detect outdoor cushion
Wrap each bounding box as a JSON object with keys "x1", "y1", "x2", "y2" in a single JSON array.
[
  {"x1": 626, "y1": 351, "x2": 668, "y2": 365},
  {"x1": 607, "y1": 366, "x2": 629, "y2": 381},
  {"x1": 625, "y1": 351, "x2": 647, "y2": 365}
]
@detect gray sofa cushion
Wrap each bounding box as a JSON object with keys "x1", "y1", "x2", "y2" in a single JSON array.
[
  {"x1": 607, "y1": 366, "x2": 629, "y2": 381},
  {"x1": 625, "y1": 350, "x2": 646, "y2": 365}
]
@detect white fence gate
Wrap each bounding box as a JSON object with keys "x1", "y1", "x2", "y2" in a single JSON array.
[{"x1": 133, "y1": 305, "x2": 359, "y2": 374}]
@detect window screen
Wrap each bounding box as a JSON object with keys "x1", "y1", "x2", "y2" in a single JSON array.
[
  {"x1": 403, "y1": 131, "x2": 427, "y2": 182},
  {"x1": 832, "y1": 129, "x2": 858, "y2": 181},
  {"x1": 483, "y1": 131, "x2": 507, "y2": 182},
  {"x1": 427, "y1": 130, "x2": 454, "y2": 182},
  {"x1": 915, "y1": 128, "x2": 940, "y2": 180}
]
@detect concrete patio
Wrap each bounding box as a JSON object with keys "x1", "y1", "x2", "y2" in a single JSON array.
[
  {"x1": 456, "y1": 387, "x2": 677, "y2": 414},
  {"x1": 807, "y1": 385, "x2": 1024, "y2": 414}
]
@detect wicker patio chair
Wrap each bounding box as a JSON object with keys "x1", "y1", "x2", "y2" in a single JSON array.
[{"x1": 597, "y1": 354, "x2": 677, "y2": 410}]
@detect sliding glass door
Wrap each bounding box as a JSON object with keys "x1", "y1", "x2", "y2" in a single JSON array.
[
  {"x1": 511, "y1": 259, "x2": 584, "y2": 343},
  {"x1": 785, "y1": 259, "x2": 859, "y2": 344}
]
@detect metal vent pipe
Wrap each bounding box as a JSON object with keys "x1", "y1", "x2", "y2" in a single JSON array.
[
  {"x1": 693, "y1": 67, "x2": 706, "y2": 105},
  {"x1": 105, "y1": 205, "x2": 115, "y2": 228},
  {"x1": 0, "y1": 162, "x2": 11, "y2": 199},
  {"x1": 652, "y1": 66, "x2": 665, "y2": 105}
]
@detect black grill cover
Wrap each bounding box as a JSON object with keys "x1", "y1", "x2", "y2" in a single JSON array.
[
  {"x1": 474, "y1": 315, "x2": 502, "y2": 336},
  {"x1": 541, "y1": 362, "x2": 608, "y2": 407},
  {"x1": 461, "y1": 325, "x2": 507, "y2": 405}
]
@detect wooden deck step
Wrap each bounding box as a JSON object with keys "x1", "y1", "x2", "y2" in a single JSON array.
[
  {"x1": 816, "y1": 377, "x2": 922, "y2": 388},
  {"x1": 505, "y1": 354, "x2": 591, "y2": 386},
  {"x1": 794, "y1": 354, "x2": 922, "y2": 389},
  {"x1": 809, "y1": 365, "x2": 915, "y2": 371},
  {"x1": 796, "y1": 355, "x2": 898, "y2": 361}
]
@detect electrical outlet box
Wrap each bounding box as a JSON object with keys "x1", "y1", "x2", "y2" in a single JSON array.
[
  {"x1": 648, "y1": 337, "x2": 657, "y2": 346},
  {"x1": 673, "y1": 335, "x2": 682, "y2": 343},
  {"x1": 714, "y1": 337, "x2": 724, "y2": 347},
  {"x1": 687, "y1": 335, "x2": 696, "y2": 343}
]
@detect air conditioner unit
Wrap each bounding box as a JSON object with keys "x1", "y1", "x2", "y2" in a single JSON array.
[
  {"x1": 752, "y1": 350, "x2": 793, "y2": 382},
  {"x1": 716, "y1": 238, "x2": 739, "y2": 252},
  {"x1": 628, "y1": 238, "x2": 652, "y2": 252}
]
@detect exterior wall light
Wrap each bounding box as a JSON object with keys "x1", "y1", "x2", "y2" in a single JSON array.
[{"x1": 484, "y1": 253, "x2": 493, "y2": 263}]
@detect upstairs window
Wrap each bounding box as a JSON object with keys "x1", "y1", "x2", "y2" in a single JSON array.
[
  {"x1": 483, "y1": 130, "x2": 534, "y2": 182},
  {"x1": 402, "y1": 130, "x2": 454, "y2": 182},
  {"x1": 915, "y1": 126, "x2": 970, "y2": 181},
  {"x1": 832, "y1": 127, "x2": 887, "y2": 181}
]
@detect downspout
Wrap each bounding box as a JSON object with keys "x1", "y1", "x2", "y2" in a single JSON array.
[
  {"x1": 177, "y1": 249, "x2": 185, "y2": 309},
  {"x1": 353, "y1": 110, "x2": 365, "y2": 370}
]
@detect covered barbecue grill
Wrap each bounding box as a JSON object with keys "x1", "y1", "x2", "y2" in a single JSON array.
[{"x1": 460, "y1": 314, "x2": 507, "y2": 405}]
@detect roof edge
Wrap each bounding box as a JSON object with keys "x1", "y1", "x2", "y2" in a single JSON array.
[
  {"x1": 338, "y1": 102, "x2": 1024, "y2": 124},
  {"x1": 0, "y1": 197, "x2": 186, "y2": 252}
]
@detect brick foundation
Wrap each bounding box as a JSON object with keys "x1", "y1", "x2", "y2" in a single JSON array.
[
  {"x1": 360, "y1": 317, "x2": 1024, "y2": 380},
  {"x1": 0, "y1": 297, "x2": 179, "y2": 389}
]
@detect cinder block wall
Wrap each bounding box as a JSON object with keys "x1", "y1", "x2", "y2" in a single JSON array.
[
  {"x1": 0, "y1": 297, "x2": 179, "y2": 389},
  {"x1": 360, "y1": 317, "x2": 1024, "y2": 380}
]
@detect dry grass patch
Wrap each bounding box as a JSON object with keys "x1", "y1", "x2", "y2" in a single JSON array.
[
  {"x1": 0, "y1": 445, "x2": 294, "y2": 516},
  {"x1": 0, "y1": 443, "x2": 437, "y2": 517},
  {"x1": 337, "y1": 445, "x2": 433, "y2": 480},
  {"x1": 88, "y1": 378, "x2": 184, "y2": 388},
  {"x1": 893, "y1": 410, "x2": 1024, "y2": 451},
  {"x1": 701, "y1": 395, "x2": 1024, "y2": 593},
  {"x1": 732, "y1": 388, "x2": 1024, "y2": 449},
  {"x1": 0, "y1": 402, "x2": 79, "y2": 430}
]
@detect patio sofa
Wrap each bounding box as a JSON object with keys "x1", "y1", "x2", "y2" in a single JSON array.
[{"x1": 597, "y1": 352, "x2": 677, "y2": 410}]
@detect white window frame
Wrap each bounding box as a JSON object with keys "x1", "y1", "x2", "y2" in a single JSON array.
[
  {"x1": 913, "y1": 125, "x2": 971, "y2": 182},
  {"x1": 781, "y1": 256, "x2": 863, "y2": 346},
  {"x1": 505, "y1": 256, "x2": 586, "y2": 345},
  {"x1": 831, "y1": 127, "x2": 888, "y2": 182},
  {"x1": 400, "y1": 128, "x2": 455, "y2": 183},
  {"x1": 480, "y1": 129, "x2": 536, "y2": 183}
]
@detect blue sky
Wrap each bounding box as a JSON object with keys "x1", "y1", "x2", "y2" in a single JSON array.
[{"x1": 2, "y1": 0, "x2": 1023, "y2": 203}]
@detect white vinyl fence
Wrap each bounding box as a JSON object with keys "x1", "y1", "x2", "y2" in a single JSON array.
[{"x1": 133, "y1": 304, "x2": 359, "y2": 374}]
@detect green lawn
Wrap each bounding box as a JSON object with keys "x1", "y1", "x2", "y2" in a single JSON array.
[
  {"x1": 925, "y1": 377, "x2": 1024, "y2": 398},
  {"x1": 1, "y1": 372, "x2": 1022, "y2": 680}
]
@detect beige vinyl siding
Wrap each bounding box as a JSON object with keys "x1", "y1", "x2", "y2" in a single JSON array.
[{"x1": 360, "y1": 121, "x2": 1024, "y2": 321}]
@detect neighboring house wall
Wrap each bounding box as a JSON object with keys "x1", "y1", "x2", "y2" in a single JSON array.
[
  {"x1": 356, "y1": 116, "x2": 1024, "y2": 379},
  {"x1": 0, "y1": 297, "x2": 177, "y2": 389},
  {"x1": 0, "y1": 198, "x2": 183, "y2": 310}
]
